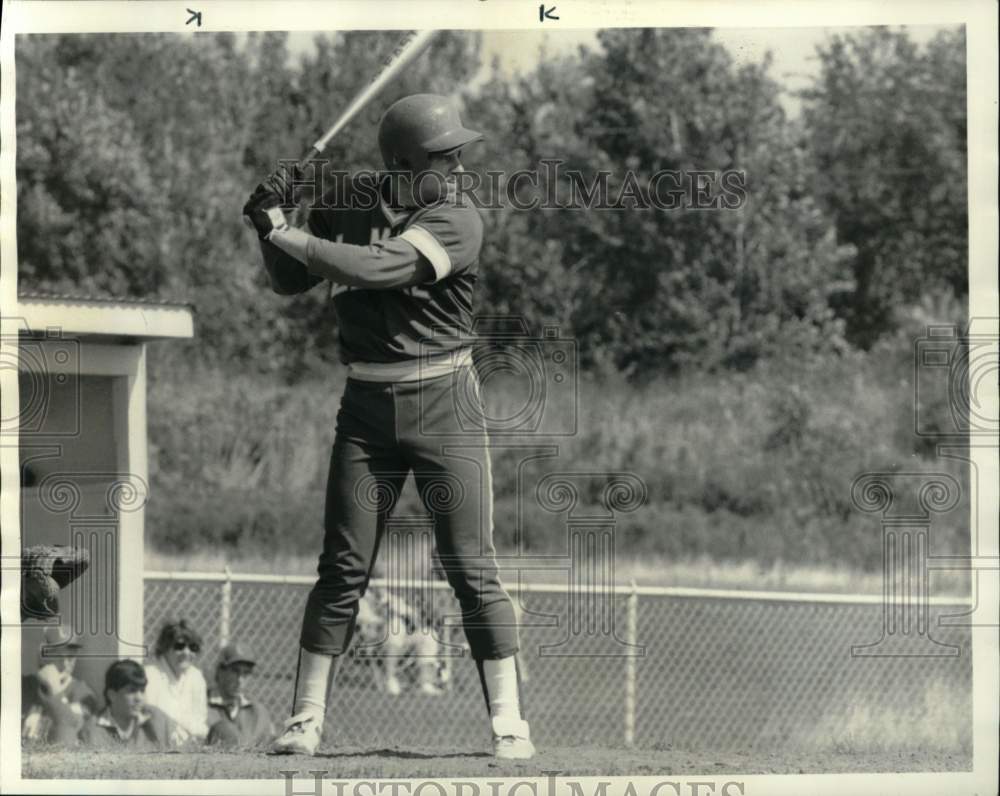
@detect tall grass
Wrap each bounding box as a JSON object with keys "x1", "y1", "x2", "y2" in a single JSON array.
[
  {"x1": 809, "y1": 678, "x2": 972, "y2": 755},
  {"x1": 145, "y1": 337, "x2": 970, "y2": 578}
]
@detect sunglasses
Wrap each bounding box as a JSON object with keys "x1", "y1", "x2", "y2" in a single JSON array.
[{"x1": 173, "y1": 641, "x2": 200, "y2": 653}]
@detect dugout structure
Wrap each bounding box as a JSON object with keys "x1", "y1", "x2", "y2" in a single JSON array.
[{"x1": 12, "y1": 293, "x2": 193, "y2": 699}]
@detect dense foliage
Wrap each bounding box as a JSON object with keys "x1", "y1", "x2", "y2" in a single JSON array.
[{"x1": 15, "y1": 27, "x2": 967, "y2": 376}]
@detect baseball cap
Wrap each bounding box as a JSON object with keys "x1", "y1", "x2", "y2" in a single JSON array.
[{"x1": 218, "y1": 642, "x2": 256, "y2": 669}]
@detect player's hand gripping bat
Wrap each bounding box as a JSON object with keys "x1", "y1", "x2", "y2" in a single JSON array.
[{"x1": 243, "y1": 29, "x2": 439, "y2": 234}]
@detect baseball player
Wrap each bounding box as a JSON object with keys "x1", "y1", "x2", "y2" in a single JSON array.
[{"x1": 242, "y1": 94, "x2": 532, "y2": 759}]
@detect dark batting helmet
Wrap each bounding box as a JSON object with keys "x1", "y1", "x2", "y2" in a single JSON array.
[{"x1": 378, "y1": 94, "x2": 483, "y2": 170}]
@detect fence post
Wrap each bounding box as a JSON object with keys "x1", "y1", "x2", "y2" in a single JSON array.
[
  {"x1": 220, "y1": 566, "x2": 232, "y2": 646},
  {"x1": 624, "y1": 580, "x2": 638, "y2": 748}
]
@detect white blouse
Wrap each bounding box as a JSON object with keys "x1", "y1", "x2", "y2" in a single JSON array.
[{"x1": 142, "y1": 657, "x2": 208, "y2": 741}]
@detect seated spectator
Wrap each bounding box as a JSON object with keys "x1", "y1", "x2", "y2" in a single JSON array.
[
  {"x1": 143, "y1": 619, "x2": 209, "y2": 743},
  {"x1": 22, "y1": 626, "x2": 100, "y2": 746},
  {"x1": 78, "y1": 660, "x2": 177, "y2": 749},
  {"x1": 206, "y1": 642, "x2": 274, "y2": 748}
]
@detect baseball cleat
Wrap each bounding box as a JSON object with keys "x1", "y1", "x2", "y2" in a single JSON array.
[
  {"x1": 420, "y1": 682, "x2": 444, "y2": 696},
  {"x1": 268, "y1": 712, "x2": 322, "y2": 755},
  {"x1": 385, "y1": 675, "x2": 402, "y2": 696},
  {"x1": 491, "y1": 715, "x2": 535, "y2": 760}
]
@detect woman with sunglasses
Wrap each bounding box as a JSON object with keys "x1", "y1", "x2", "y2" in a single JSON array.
[{"x1": 142, "y1": 619, "x2": 209, "y2": 744}]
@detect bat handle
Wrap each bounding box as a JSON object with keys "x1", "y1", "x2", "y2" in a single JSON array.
[
  {"x1": 281, "y1": 146, "x2": 326, "y2": 212},
  {"x1": 299, "y1": 146, "x2": 324, "y2": 169}
]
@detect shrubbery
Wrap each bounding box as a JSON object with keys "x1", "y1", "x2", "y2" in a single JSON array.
[{"x1": 146, "y1": 334, "x2": 970, "y2": 571}]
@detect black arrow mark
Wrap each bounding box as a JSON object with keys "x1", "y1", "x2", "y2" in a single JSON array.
[
  {"x1": 186, "y1": 8, "x2": 202, "y2": 26},
  {"x1": 539, "y1": 5, "x2": 559, "y2": 21}
]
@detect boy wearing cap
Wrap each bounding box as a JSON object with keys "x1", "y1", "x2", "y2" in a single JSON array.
[{"x1": 206, "y1": 643, "x2": 274, "y2": 748}]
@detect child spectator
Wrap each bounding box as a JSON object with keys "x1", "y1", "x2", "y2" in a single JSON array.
[
  {"x1": 78, "y1": 660, "x2": 177, "y2": 749},
  {"x1": 206, "y1": 642, "x2": 274, "y2": 748}
]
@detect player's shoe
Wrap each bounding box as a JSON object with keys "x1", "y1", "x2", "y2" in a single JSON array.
[
  {"x1": 385, "y1": 675, "x2": 402, "y2": 696},
  {"x1": 491, "y1": 715, "x2": 535, "y2": 760},
  {"x1": 268, "y1": 712, "x2": 322, "y2": 755},
  {"x1": 420, "y1": 682, "x2": 444, "y2": 696}
]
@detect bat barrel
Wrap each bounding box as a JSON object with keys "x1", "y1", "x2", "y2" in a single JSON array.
[{"x1": 308, "y1": 29, "x2": 439, "y2": 157}]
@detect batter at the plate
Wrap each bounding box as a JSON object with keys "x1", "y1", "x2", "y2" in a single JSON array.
[{"x1": 242, "y1": 94, "x2": 532, "y2": 759}]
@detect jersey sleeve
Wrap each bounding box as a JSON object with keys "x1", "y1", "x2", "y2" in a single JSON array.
[
  {"x1": 260, "y1": 239, "x2": 324, "y2": 295},
  {"x1": 396, "y1": 203, "x2": 483, "y2": 282}
]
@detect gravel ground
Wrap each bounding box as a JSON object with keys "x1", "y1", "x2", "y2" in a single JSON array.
[{"x1": 20, "y1": 744, "x2": 972, "y2": 780}]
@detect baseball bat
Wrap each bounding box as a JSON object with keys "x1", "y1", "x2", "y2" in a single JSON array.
[
  {"x1": 298, "y1": 29, "x2": 439, "y2": 165},
  {"x1": 245, "y1": 30, "x2": 438, "y2": 231}
]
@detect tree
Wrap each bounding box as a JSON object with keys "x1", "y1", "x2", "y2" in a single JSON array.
[
  {"x1": 465, "y1": 29, "x2": 850, "y2": 374},
  {"x1": 801, "y1": 27, "x2": 968, "y2": 347},
  {"x1": 15, "y1": 37, "x2": 169, "y2": 297},
  {"x1": 463, "y1": 50, "x2": 597, "y2": 341}
]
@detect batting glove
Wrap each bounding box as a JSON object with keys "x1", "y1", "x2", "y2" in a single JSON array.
[
  {"x1": 258, "y1": 162, "x2": 305, "y2": 208},
  {"x1": 242, "y1": 191, "x2": 290, "y2": 240}
]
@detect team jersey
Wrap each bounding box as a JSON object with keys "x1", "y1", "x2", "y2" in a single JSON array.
[{"x1": 304, "y1": 175, "x2": 483, "y2": 365}]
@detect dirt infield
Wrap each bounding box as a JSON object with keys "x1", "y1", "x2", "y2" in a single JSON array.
[{"x1": 21, "y1": 745, "x2": 971, "y2": 779}]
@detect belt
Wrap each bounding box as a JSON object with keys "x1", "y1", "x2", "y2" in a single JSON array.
[{"x1": 347, "y1": 348, "x2": 473, "y2": 383}]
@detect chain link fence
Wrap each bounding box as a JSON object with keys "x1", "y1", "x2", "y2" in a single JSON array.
[{"x1": 144, "y1": 572, "x2": 972, "y2": 755}]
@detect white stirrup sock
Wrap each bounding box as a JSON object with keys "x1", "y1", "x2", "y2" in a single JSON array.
[
  {"x1": 293, "y1": 648, "x2": 335, "y2": 723},
  {"x1": 482, "y1": 656, "x2": 521, "y2": 720}
]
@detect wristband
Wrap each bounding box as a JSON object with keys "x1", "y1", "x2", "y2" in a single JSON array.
[{"x1": 264, "y1": 206, "x2": 290, "y2": 239}]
